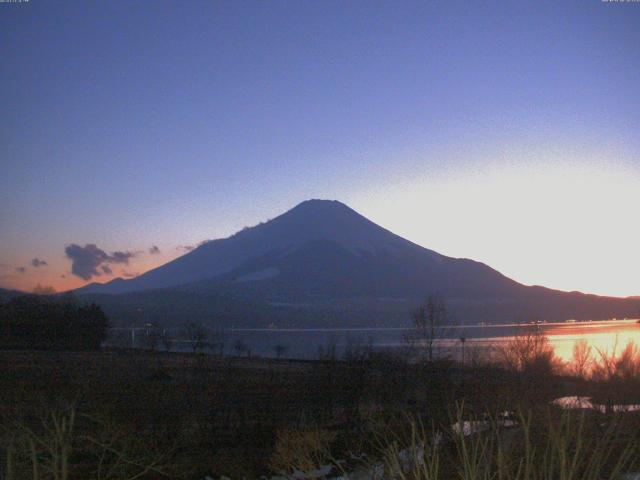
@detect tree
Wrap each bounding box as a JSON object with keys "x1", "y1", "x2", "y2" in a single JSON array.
[
  {"x1": 274, "y1": 343, "x2": 288, "y2": 359},
  {"x1": 0, "y1": 296, "x2": 109, "y2": 351},
  {"x1": 570, "y1": 339, "x2": 593, "y2": 378},
  {"x1": 144, "y1": 325, "x2": 162, "y2": 352},
  {"x1": 499, "y1": 325, "x2": 558, "y2": 377},
  {"x1": 160, "y1": 329, "x2": 174, "y2": 352},
  {"x1": 460, "y1": 336, "x2": 467, "y2": 367},
  {"x1": 184, "y1": 322, "x2": 208, "y2": 353},
  {"x1": 234, "y1": 339, "x2": 250, "y2": 357},
  {"x1": 406, "y1": 295, "x2": 448, "y2": 362},
  {"x1": 209, "y1": 328, "x2": 226, "y2": 356}
]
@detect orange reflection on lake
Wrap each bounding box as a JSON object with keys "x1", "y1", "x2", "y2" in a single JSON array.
[{"x1": 543, "y1": 319, "x2": 640, "y2": 362}]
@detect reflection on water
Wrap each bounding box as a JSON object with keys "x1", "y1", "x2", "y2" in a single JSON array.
[
  {"x1": 224, "y1": 319, "x2": 640, "y2": 360},
  {"x1": 542, "y1": 320, "x2": 640, "y2": 361},
  {"x1": 443, "y1": 319, "x2": 640, "y2": 362},
  {"x1": 496, "y1": 319, "x2": 640, "y2": 362}
]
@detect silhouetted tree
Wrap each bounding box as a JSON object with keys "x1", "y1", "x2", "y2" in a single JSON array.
[
  {"x1": 274, "y1": 343, "x2": 288, "y2": 359},
  {"x1": 184, "y1": 322, "x2": 208, "y2": 353},
  {"x1": 570, "y1": 339, "x2": 593, "y2": 378},
  {"x1": 406, "y1": 295, "x2": 448, "y2": 362},
  {"x1": 160, "y1": 329, "x2": 174, "y2": 352},
  {"x1": 144, "y1": 325, "x2": 161, "y2": 352},
  {"x1": 234, "y1": 339, "x2": 250, "y2": 357},
  {"x1": 0, "y1": 295, "x2": 108, "y2": 350},
  {"x1": 209, "y1": 328, "x2": 226, "y2": 356}
]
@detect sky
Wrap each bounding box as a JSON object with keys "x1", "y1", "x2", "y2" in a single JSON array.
[{"x1": 1, "y1": 0, "x2": 639, "y2": 297}]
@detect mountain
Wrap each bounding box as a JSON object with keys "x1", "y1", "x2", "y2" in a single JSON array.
[
  {"x1": 0, "y1": 287, "x2": 25, "y2": 302},
  {"x1": 76, "y1": 200, "x2": 640, "y2": 326},
  {"x1": 78, "y1": 200, "x2": 519, "y2": 297}
]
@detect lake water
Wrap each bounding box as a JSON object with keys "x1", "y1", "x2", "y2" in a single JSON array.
[{"x1": 224, "y1": 319, "x2": 640, "y2": 361}]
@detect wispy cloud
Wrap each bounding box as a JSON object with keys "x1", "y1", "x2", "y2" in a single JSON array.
[
  {"x1": 149, "y1": 245, "x2": 161, "y2": 255},
  {"x1": 31, "y1": 258, "x2": 48, "y2": 268}
]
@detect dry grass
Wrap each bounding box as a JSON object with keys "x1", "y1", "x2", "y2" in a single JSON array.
[{"x1": 373, "y1": 406, "x2": 640, "y2": 480}]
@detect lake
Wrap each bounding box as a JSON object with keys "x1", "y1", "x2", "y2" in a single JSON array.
[{"x1": 224, "y1": 319, "x2": 640, "y2": 361}]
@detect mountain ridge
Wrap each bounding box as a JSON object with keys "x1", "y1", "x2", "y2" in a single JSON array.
[{"x1": 73, "y1": 199, "x2": 640, "y2": 326}]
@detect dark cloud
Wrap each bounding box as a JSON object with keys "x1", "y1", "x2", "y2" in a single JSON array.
[
  {"x1": 101, "y1": 265, "x2": 113, "y2": 275},
  {"x1": 110, "y1": 251, "x2": 134, "y2": 263},
  {"x1": 176, "y1": 245, "x2": 194, "y2": 252},
  {"x1": 64, "y1": 244, "x2": 136, "y2": 281},
  {"x1": 149, "y1": 245, "x2": 161, "y2": 255},
  {"x1": 60, "y1": 274, "x2": 66, "y2": 279},
  {"x1": 31, "y1": 258, "x2": 48, "y2": 268},
  {"x1": 65, "y1": 244, "x2": 109, "y2": 280},
  {"x1": 33, "y1": 284, "x2": 56, "y2": 295},
  {"x1": 15, "y1": 267, "x2": 26, "y2": 274}
]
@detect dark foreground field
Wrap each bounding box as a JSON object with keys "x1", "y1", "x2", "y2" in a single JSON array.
[{"x1": 1, "y1": 349, "x2": 640, "y2": 479}]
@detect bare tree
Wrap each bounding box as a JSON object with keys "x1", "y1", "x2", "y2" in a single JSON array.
[
  {"x1": 184, "y1": 322, "x2": 208, "y2": 353},
  {"x1": 160, "y1": 329, "x2": 174, "y2": 352},
  {"x1": 234, "y1": 339, "x2": 250, "y2": 357},
  {"x1": 343, "y1": 336, "x2": 373, "y2": 362},
  {"x1": 406, "y1": 295, "x2": 448, "y2": 362},
  {"x1": 317, "y1": 337, "x2": 337, "y2": 361},
  {"x1": 498, "y1": 326, "x2": 558, "y2": 376},
  {"x1": 459, "y1": 336, "x2": 467, "y2": 367},
  {"x1": 274, "y1": 343, "x2": 289, "y2": 359},
  {"x1": 570, "y1": 339, "x2": 593, "y2": 378},
  {"x1": 209, "y1": 328, "x2": 226, "y2": 356},
  {"x1": 144, "y1": 325, "x2": 161, "y2": 352}
]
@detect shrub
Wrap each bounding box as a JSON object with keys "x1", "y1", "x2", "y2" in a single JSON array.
[{"x1": 0, "y1": 296, "x2": 109, "y2": 351}]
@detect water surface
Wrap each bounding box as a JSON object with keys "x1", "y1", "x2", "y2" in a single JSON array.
[{"x1": 225, "y1": 319, "x2": 640, "y2": 360}]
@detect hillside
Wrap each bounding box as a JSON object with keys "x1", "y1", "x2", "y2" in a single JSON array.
[{"x1": 76, "y1": 200, "x2": 640, "y2": 327}]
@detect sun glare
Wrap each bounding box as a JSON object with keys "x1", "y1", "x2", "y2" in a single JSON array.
[{"x1": 358, "y1": 156, "x2": 640, "y2": 297}]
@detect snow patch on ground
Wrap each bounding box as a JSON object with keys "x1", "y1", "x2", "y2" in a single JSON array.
[
  {"x1": 235, "y1": 267, "x2": 280, "y2": 283},
  {"x1": 552, "y1": 396, "x2": 640, "y2": 413}
]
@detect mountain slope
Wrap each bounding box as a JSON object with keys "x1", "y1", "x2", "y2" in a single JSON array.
[
  {"x1": 76, "y1": 199, "x2": 640, "y2": 326},
  {"x1": 77, "y1": 199, "x2": 520, "y2": 298},
  {"x1": 0, "y1": 287, "x2": 25, "y2": 302}
]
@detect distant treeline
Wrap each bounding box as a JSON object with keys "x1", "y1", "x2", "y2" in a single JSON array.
[{"x1": 0, "y1": 295, "x2": 109, "y2": 350}]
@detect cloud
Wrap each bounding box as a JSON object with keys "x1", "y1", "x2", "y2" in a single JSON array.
[
  {"x1": 31, "y1": 258, "x2": 48, "y2": 268},
  {"x1": 110, "y1": 251, "x2": 135, "y2": 263},
  {"x1": 176, "y1": 245, "x2": 194, "y2": 252},
  {"x1": 101, "y1": 265, "x2": 113, "y2": 275},
  {"x1": 121, "y1": 270, "x2": 139, "y2": 278},
  {"x1": 33, "y1": 284, "x2": 56, "y2": 295},
  {"x1": 64, "y1": 244, "x2": 137, "y2": 281},
  {"x1": 149, "y1": 245, "x2": 161, "y2": 255},
  {"x1": 15, "y1": 267, "x2": 26, "y2": 274}
]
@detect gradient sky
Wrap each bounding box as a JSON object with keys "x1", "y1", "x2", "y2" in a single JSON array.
[{"x1": 1, "y1": 0, "x2": 639, "y2": 296}]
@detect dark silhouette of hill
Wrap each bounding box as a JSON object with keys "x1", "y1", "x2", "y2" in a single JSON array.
[
  {"x1": 0, "y1": 288, "x2": 25, "y2": 302},
  {"x1": 75, "y1": 200, "x2": 640, "y2": 326}
]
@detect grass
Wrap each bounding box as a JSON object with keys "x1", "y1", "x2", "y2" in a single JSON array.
[
  {"x1": 371, "y1": 407, "x2": 640, "y2": 480},
  {"x1": 1, "y1": 348, "x2": 640, "y2": 478},
  {"x1": 0, "y1": 405, "x2": 178, "y2": 480}
]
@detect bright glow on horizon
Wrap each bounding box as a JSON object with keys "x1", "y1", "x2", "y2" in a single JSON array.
[
  {"x1": 2, "y1": 157, "x2": 639, "y2": 298},
  {"x1": 355, "y1": 157, "x2": 640, "y2": 298},
  {"x1": 2, "y1": 2, "x2": 638, "y2": 298}
]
